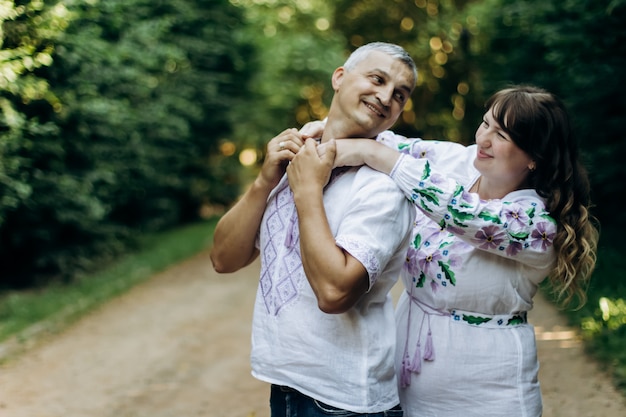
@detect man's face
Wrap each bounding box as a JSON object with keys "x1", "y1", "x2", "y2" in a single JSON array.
[{"x1": 330, "y1": 50, "x2": 415, "y2": 138}]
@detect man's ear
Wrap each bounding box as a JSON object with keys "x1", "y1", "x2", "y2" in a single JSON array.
[{"x1": 331, "y1": 67, "x2": 345, "y2": 91}]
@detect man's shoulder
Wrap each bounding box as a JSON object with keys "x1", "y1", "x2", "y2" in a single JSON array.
[
  {"x1": 352, "y1": 166, "x2": 408, "y2": 201},
  {"x1": 355, "y1": 165, "x2": 398, "y2": 184}
]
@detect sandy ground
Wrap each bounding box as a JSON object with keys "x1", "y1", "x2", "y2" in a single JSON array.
[{"x1": 0, "y1": 249, "x2": 624, "y2": 417}]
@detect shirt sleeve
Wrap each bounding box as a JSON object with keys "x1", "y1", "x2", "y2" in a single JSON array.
[
  {"x1": 390, "y1": 153, "x2": 557, "y2": 269},
  {"x1": 333, "y1": 167, "x2": 415, "y2": 289}
]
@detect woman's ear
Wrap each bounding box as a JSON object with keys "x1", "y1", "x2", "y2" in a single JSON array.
[{"x1": 528, "y1": 161, "x2": 536, "y2": 172}]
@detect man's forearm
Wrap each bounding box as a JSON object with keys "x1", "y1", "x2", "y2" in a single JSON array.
[
  {"x1": 295, "y1": 189, "x2": 368, "y2": 314},
  {"x1": 210, "y1": 178, "x2": 272, "y2": 273}
]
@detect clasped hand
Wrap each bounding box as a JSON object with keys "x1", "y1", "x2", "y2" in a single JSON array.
[{"x1": 286, "y1": 138, "x2": 337, "y2": 194}]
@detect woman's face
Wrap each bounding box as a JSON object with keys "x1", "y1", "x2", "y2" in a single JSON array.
[{"x1": 473, "y1": 107, "x2": 534, "y2": 191}]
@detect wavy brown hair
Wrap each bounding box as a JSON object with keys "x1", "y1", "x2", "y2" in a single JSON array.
[{"x1": 486, "y1": 85, "x2": 600, "y2": 308}]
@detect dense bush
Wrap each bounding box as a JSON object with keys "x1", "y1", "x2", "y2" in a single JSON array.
[{"x1": 0, "y1": 0, "x2": 253, "y2": 287}]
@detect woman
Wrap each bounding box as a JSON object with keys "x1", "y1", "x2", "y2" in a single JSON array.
[{"x1": 297, "y1": 85, "x2": 599, "y2": 416}]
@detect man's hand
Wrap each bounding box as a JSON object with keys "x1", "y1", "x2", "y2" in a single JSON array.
[
  {"x1": 260, "y1": 128, "x2": 305, "y2": 190},
  {"x1": 210, "y1": 128, "x2": 305, "y2": 274},
  {"x1": 287, "y1": 138, "x2": 336, "y2": 195}
]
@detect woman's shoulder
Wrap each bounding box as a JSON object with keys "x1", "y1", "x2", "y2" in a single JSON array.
[
  {"x1": 505, "y1": 188, "x2": 547, "y2": 204},
  {"x1": 500, "y1": 190, "x2": 551, "y2": 223}
]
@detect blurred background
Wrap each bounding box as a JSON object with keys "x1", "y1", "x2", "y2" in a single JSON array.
[{"x1": 1, "y1": 0, "x2": 625, "y2": 393}]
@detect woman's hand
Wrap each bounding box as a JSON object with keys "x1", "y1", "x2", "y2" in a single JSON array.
[
  {"x1": 319, "y1": 139, "x2": 399, "y2": 174},
  {"x1": 317, "y1": 139, "x2": 370, "y2": 168},
  {"x1": 299, "y1": 120, "x2": 325, "y2": 139}
]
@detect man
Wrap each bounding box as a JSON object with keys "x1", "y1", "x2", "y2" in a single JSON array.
[{"x1": 210, "y1": 42, "x2": 416, "y2": 416}]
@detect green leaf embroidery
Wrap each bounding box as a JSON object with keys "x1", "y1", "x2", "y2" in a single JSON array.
[
  {"x1": 439, "y1": 240, "x2": 453, "y2": 249},
  {"x1": 438, "y1": 260, "x2": 456, "y2": 286},
  {"x1": 452, "y1": 217, "x2": 468, "y2": 228},
  {"x1": 422, "y1": 161, "x2": 431, "y2": 180},
  {"x1": 540, "y1": 213, "x2": 557, "y2": 224},
  {"x1": 416, "y1": 188, "x2": 441, "y2": 205},
  {"x1": 478, "y1": 210, "x2": 501, "y2": 224},
  {"x1": 449, "y1": 206, "x2": 475, "y2": 222},
  {"x1": 416, "y1": 272, "x2": 426, "y2": 288},
  {"x1": 507, "y1": 315, "x2": 525, "y2": 325},
  {"x1": 420, "y1": 199, "x2": 433, "y2": 213},
  {"x1": 463, "y1": 314, "x2": 492, "y2": 325},
  {"x1": 413, "y1": 233, "x2": 422, "y2": 248},
  {"x1": 508, "y1": 231, "x2": 530, "y2": 241}
]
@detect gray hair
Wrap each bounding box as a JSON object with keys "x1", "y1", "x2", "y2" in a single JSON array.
[{"x1": 343, "y1": 42, "x2": 417, "y2": 86}]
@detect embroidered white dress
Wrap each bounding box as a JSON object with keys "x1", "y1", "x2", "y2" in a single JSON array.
[
  {"x1": 251, "y1": 162, "x2": 415, "y2": 413},
  {"x1": 378, "y1": 131, "x2": 556, "y2": 417}
]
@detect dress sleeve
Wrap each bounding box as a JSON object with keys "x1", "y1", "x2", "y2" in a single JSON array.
[
  {"x1": 390, "y1": 154, "x2": 557, "y2": 269},
  {"x1": 377, "y1": 130, "x2": 428, "y2": 157},
  {"x1": 376, "y1": 131, "x2": 474, "y2": 175}
]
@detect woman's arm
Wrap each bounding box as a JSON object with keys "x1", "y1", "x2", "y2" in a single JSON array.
[
  {"x1": 335, "y1": 139, "x2": 400, "y2": 174},
  {"x1": 329, "y1": 135, "x2": 557, "y2": 268},
  {"x1": 391, "y1": 154, "x2": 557, "y2": 268}
]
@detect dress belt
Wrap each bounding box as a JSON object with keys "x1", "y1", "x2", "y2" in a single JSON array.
[
  {"x1": 400, "y1": 290, "x2": 528, "y2": 388},
  {"x1": 406, "y1": 290, "x2": 528, "y2": 328},
  {"x1": 450, "y1": 308, "x2": 528, "y2": 328}
]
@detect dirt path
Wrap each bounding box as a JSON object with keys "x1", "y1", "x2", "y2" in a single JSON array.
[{"x1": 0, "y1": 249, "x2": 624, "y2": 417}]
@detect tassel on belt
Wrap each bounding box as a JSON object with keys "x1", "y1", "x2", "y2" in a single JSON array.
[{"x1": 400, "y1": 290, "x2": 528, "y2": 388}]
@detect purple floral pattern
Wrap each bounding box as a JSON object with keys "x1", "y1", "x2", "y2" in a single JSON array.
[{"x1": 377, "y1": 131, "x2": 558, "y2": 293}]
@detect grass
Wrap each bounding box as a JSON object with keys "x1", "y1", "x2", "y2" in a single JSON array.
[{"x1": 0, "y1": 218, "x2": 218, "y2": 348}]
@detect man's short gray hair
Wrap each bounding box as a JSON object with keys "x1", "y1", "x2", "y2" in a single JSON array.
[{"x1": 343, "y1": 42, "x2": 417, "y2": 86}]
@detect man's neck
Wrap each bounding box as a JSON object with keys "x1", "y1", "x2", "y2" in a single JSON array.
[{"x1": 321, "y1": 119, "x2": 375, "y2": 143}]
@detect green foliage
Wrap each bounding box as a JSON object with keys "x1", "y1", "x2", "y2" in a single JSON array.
[
  {"x1": 227, "y1": 0, "x2": 346, "y2": 151},
  {"x1": 0, "y1": 0, "x2": 253, "y2": 286},
  {"x1": 331, "y1": 0, "x2": 478, "y2": 142},
  {"x1": 0, "y1": 0, "x2": 62, "y2": 223}
]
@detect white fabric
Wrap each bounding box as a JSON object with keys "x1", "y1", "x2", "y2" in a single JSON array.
[
  {"x1": 377, "y1": 131, "x2": 556, "y2": 417},
  {"x1": 251, "y1": 162, "x2": 415, "y2": 413}
]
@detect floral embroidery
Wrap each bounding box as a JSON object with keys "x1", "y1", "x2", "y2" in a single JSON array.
[
  {"x1": 474, "y1": 225, "x2": 508, "y2": 250},
  {"x1": 530, "y1": 220, "x2": 556, "y2": 251},
  {"x1": 337, "y1": 235, "x2": 381, "y2": 286},
  {"x1": 406, "y1": 214, "x2": 468, "y2": 291},
  {"x1": 388, "y1": 140, "x2": 557, "y2": 294},
  {"x1": 377, "y1": 132, "x2": 557, "y2": 295}
]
